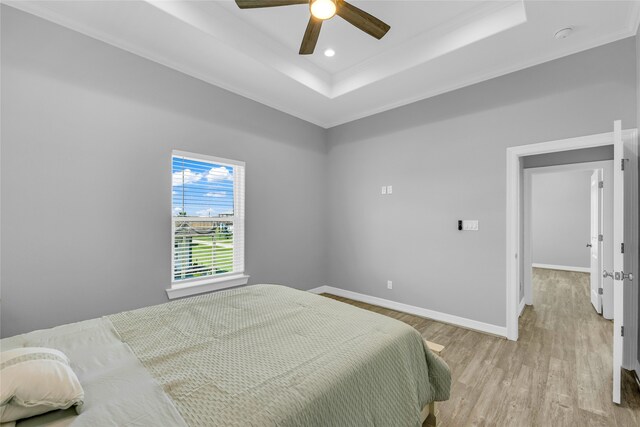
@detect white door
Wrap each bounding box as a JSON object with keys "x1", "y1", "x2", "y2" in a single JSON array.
[
  {"x1": 611, "y1": 120, "x2": 632, "y2": 404},
  {"x1": 589, "y1": 169, "x2": 603, "y2": 313}
]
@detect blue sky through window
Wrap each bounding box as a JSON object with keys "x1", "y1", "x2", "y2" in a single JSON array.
[{"x1": 172, "y1": 156, "x2": 234, "y2": 217}]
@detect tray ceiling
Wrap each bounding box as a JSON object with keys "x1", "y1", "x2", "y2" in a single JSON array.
[{"x1": 6, "y1": 1, "x2": 640, "y2": 128}]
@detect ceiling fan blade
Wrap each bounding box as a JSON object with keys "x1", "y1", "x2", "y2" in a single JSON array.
[
  {"x1": 235, "y1": 0, "x2": 308, "y2": 9},
  {"x1": 336, "y1": 0, "x2": 390, "y2": 39},
  {"x1": 299, "y1": 17, "x2": 322, "y2": 55}
]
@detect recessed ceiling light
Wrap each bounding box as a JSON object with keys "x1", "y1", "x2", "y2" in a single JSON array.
[
  {"x1": 324, "y1": 48, "x2": 335, "y2": 57},
  {"x1": 554, "y1": 27, "x2": 573, "y2": 40}
]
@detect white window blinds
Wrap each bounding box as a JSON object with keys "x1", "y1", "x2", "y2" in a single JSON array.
[{"x1": 171, "y1": 151, "x2": 245, "y2": 285}]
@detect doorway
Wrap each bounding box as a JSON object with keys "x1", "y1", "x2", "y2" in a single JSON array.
[
  {"x1": 523, "y1": 161, "x2": 614, "y2": 319},
  {"x1": 505, "y1": 122, "x2": 639, "y2": 403}
]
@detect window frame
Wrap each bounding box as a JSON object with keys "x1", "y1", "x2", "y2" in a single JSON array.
[{"x1": 166, "y1": 150, "x2": 248, "y2": 299}]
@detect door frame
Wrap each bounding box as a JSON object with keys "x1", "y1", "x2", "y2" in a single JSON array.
[
  {"x1": 522, "y1": 161, "x2": 613, "y2": 314},
  {"x1": 505, "y1": 128, "x2": 638, "y2": 371}
]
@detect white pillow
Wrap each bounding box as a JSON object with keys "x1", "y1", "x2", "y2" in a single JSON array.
[{"x1": 0, "y1": 347, "x2": 84, "y2": 423}]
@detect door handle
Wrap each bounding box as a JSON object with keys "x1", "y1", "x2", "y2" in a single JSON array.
[
  {"x1": 603, "y1": 270, "x2": 614, "y2": 279},
  {"x1": 586, "y1": 243, "x2": 592, "y2": 248},
  {"x1": 615, "y1": 271, "x2": 634, "y2": 281}
]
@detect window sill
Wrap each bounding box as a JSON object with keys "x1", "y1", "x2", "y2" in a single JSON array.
[{"x1": 166, "y1": 274, "x2": 250, "y2": 300}]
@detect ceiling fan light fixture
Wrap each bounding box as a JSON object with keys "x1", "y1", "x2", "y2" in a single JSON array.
[
  {"x1": 235, "y1": 0, "x2": 390, "y2": 55},
  {"x1": 310, "y1": 0, "x2": 337, "y2": 20}
]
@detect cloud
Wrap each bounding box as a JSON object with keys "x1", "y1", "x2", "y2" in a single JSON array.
[
  {"x1": 206, "y1": 166, "x2": 232, "y2": 182},
  {"x1": 206, "y1": 191, "x2": 226, "y2": 198},
  {"x1": 172, "y1": 169, "x2": 202, "y2": 186}
]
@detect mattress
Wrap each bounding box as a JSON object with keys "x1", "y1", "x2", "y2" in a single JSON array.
[
  {"x1": 1, "y1": 284, "x2": 450, "y2": 426},
  {"x1": 1, "y1": 318, "x2": 186, "y2": 427}
]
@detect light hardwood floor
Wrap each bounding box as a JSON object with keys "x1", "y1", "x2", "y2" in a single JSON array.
[{"x1": 323, "y1": 267, "x2": 640, "y2": 426}]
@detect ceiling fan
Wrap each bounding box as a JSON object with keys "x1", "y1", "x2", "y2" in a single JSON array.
[{"x1": 235, "y1": 0, "x2": 391, "y2": 55}]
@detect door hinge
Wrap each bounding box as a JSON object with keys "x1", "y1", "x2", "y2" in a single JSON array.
[
  {"x1": 621, "y1": 326, "x2": 624, "y2": 337},
  {"x1": 598, "y1": 234, "x2": 604, "y2": 242},
  {"x1": 599, "y1": 181, "x2": 604, "y2": 188},
  {"x1": 621, "y1": 159, "x2": 625, "y2": 171},
  {"x1": 621, "y1": 243, "x2": 625, "y2": 253},
  {"x1": 598, "y1": 288, "x2": 604, "y2": 295}
]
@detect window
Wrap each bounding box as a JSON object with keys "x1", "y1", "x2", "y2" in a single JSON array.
[{"x1": 168, "y1": 151, "x2": 247, "y2": 298}]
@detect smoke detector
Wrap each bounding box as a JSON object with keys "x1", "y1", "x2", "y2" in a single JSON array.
[{"x1": 554, "y1": 27, "x2": 573, "y2": 40}]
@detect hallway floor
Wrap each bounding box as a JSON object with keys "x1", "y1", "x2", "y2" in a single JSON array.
[{"x1": 324, "y1": 267, "x2": 640, "y2": 426}]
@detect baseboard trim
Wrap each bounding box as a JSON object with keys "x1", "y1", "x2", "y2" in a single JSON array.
[
  {"x1": 532, "y1": 263, "x2": 590, "y2": 273},
  {"x1": 307, "y1": 286, "x2": 330, "y2": 294},
  {"x1": 518, "y1": 298, "x2": 526, "y2": 317},
  {"x1": 307, "y1": 286, "x2": 507, "y2": 338}
]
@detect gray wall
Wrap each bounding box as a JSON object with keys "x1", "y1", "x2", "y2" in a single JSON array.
[
  {"x1": 2, "y1": 6, "x2": 638, "y2": 337},
  {"x1": 326, "y1": 37, "x2": 636, "y2": 328},
  {"x1": 531, "y1": 171, "x2": 591, "y2": 268},
  {"x1": 0, "y1": 7, "x2": 328, "y2": 337}
]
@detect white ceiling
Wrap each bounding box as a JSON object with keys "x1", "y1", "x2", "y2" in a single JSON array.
[
  {"x1": 217, "y1": 1, "x2": 487, "y2": 74},
  {"x1": 7, "y1": 1, "x2": 640, "y2": 128}
]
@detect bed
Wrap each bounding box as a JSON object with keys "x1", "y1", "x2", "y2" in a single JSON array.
[{"x1": 1, "y1": 284, "x2": 451, "y2": 426}]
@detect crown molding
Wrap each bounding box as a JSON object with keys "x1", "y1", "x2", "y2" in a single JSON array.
[
  {"x1": 3, "y1": 1, "x2": 330, "y2": 128},
  {"x1": 324, "y1": 24, "x2": 638, "y2": 128},
  {"x1": 5, "y1": 0, "x2": 638, "y2": 129}
]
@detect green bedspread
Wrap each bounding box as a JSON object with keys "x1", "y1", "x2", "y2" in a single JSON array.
[{"x1": 109, "y1": 284, "x2": 450, "y2": 427}]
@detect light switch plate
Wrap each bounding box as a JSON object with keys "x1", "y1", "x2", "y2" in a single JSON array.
[
  {"x1": 462, "y1": 220, "x2": 479, "y2": 231},
  {"x1": 381, "y1": 186, "x2": 387, "y2": 195},
  {"x1": 387, "y1": 185, "x2": 393, "y2": 194}
]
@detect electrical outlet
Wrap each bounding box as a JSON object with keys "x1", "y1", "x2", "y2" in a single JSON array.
[
  {"x1": 381, "y1": 186, "x2": 387, "y2": 195},
  {"x1": 387, "y1": 280, "x2": 393, "y2": 290}
]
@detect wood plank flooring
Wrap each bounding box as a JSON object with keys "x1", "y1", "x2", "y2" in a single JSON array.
[{"x1": 322, "y1": 267, "x2": 640, "y2": 426}]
